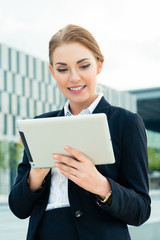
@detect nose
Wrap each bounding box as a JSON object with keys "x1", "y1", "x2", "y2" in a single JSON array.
[{"x1": 69, "y1": 69, "x2": 81, "y2": 82}]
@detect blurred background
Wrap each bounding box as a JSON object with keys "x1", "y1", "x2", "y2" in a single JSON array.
[{"x1": 0, "y1": 0, "x2": 160, "y2": 239}]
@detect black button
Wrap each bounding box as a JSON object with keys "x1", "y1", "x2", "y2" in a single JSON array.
[{"x1": 75, "y1": 210, "x2": 83, "y2": 218}]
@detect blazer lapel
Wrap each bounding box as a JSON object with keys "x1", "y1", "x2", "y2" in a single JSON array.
[
  {"x1": 57, "y1": 108, "x2": 65, "y2": 117},
  {"x1": 93, "y1": 96, "x2": 111, "y2": 119}
]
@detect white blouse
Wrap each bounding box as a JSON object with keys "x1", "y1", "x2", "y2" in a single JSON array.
[{"x1": 46, "y1": 93, "x2": 103, "y2": 210}]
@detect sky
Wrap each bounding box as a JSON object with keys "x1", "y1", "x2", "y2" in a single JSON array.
[{"x1": 0, "y1": 0, "x2": 160, "y2": 91}]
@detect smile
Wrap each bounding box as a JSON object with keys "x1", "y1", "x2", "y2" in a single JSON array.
[{"x1": 68, "y1": 85, "x2": 86, "y2": 91}]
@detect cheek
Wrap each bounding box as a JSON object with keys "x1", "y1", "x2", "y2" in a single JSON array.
[
  {"x1": 82, "y1": 68, "x2": 97, "y2": 80},
  {"x1": 55, "y1": 75, "x2": 66, "y2": 87},
  {"x1": 85, "y1": 70, "x2": 97, "y2": 83}
]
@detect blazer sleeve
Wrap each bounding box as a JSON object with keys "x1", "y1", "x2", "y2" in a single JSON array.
[
  {"x1": 8, "y1": 111, "x2": 61, "y2": 219},
  {"x1": 8, "y1": 150, "x2": 49, "y2": 219},
  {"x1": 96, "y1": 112, "x2": 151, "y2": 226}
]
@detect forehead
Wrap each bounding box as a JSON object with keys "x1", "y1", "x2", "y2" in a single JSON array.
[{"x1": 52, "y1": 42, "x2": 95, "y2": 64}]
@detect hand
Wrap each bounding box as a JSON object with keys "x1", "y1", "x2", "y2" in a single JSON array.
[
  {"x1": 19, "y1": 137, "x2": 24, "y2": 147},
  {"x1": 53, "y1": 146, "x2": 111, "y2": 198},
  {"x1": 28, "y1": 168, "x2": 50, "y2": 192},
  {"x1": 19, "y1": 137, "x2": 50, "y2": 191}
]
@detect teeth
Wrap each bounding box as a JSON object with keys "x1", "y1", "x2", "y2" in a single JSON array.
[{"x1": 69, "y1": 86, "x2": 85, "y2": 91}]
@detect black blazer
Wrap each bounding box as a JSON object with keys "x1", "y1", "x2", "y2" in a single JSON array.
[{"x1": 9, "y1": 97, "x2": 151, "y2": 240}]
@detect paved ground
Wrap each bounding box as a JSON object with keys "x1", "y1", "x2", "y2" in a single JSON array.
[
  {"x1": 0, "y1": 204, "x2": 28, "y2": 240},
  {"x1": 0, "y1": 191, "x2": 160, "y2": 240}
]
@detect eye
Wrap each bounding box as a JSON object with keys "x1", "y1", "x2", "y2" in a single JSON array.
[
  {"x1": 57, "y1": 68, "x2": 68, "y2": 73},
  {"x1": 80, "y1": 64, "x2": 90, "y2": 69}
]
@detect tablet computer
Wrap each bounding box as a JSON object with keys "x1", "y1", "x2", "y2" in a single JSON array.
[{"x1": 16, "y1": 113, "x2": 115, "y2": 168}]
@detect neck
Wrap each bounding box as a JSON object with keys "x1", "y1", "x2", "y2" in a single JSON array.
[{"x1": 69, "y1": 94, "x2": 98, "y2": 115}]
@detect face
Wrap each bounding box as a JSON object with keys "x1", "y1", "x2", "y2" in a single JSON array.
[{"x1": 49, "y1": 42, "x2": 103, "y2": 113}]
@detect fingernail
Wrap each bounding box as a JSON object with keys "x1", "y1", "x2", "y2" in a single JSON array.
[{"x1": 64, "y1": 146, "x2": 69, "y2": 150}]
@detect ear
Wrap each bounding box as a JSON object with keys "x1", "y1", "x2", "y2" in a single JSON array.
[
  {"x1": 49, "y1": 64, "x2": 55, "y2": 78},
  {"x1": 97, "y1": 61, "x2": 103, "y2": 75}
]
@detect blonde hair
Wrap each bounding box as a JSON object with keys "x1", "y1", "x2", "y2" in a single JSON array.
[{"x1": 49, "y1": 24, "x2": 104, "y2": 65}]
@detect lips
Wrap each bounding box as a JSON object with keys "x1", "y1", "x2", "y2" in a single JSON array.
[{"x1": 68, "y1": 85, "x2": 86, "y2": 92}]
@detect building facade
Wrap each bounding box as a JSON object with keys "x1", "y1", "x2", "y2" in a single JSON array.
[{"x1": 0, "y1": 43, "x2": 137, "y2": 198}]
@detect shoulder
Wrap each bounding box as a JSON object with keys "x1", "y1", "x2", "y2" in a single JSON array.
[
  {"x1": 34, "y1": 110, "x2": 63, "y2": 119},
  {"x1": 97, "y1": 96, "x2": 144, "y2": 128},
  {"x1": 109, "y1": 105, "x2": 142, "y2": 123},
  {"x1": 107, "y1": 105, "x2": 145, "y2": 134}
]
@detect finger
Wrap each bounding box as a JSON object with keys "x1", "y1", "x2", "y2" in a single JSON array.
[
  {"x1": 64, "y1": 146, "x2": 88, "y2": 163},
  {"x1": 58, "y1": 168, "x2": 80, "y2": 184},
  {"x1": 53, "y1": 154, "x2": 79, "y2": 169},
  {"x1": 19, "y1": 137, "x2": 24, "y2": 147},
  {"x1": 55, "y1": 161, "x2": 78, "y2": 176}
]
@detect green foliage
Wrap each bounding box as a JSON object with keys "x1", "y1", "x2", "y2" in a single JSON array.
[
  {"x1": 0, "y1": 141, "x2": 10, "y2": 169},
  {"x1": 148, "y1": 147, "x2": 160, "y2": 172},
  {"x1": 1, "y1": 141, "x2": 159, "y2": 173},
  {"x1": 0, "y1": 140, "x2": 23, "y2": 169}
]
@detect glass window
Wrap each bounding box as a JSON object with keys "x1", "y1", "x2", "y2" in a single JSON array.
[
  {"x1": 26, "y1": 55, "x2": 29, "y2": 77},
  {"x1": 40, "y1": 82, "x2": 46, "y2": 101},
  {"x1": 17, "y1": 52, "x2": 26, "y2": 76},
  {"x1": 11, "y1": 94, "x2": 17, "y2": 115},
  {"x1": 9, "y1": 48, "x2": 11, "y2": 71},
  {"x1": 4, "y1": 71, "x2": 7, "y2": 91},
  {"x1": 44, "y1": 103, "x2": 49, "y2": 112},
  {"x1": 15, "y1": 74, "x2": 23, "y2": 96},
  {"x1": 0, "y1": 91, "x2": 1, "y2": 111},
  {"x1": 45, "y1": 85, "x2": 48, "y2": 102},
  {"x1": 55, "y1": 87, "x2": 60, "y2": 105},
  {"x1": 42, "y1": 62, "x2": 45, "y2": 82},
  {"x1": 42, "y1": 102, "x2": 45, "y2": 113},
  {"x1": 47, "y1": 84, "x2": 53, "y2": 104},
  {"x1": 0, "y1": 69, "x2": 5, "y2": 91},
  {"x1": 49, "y1": 72, "x2": 53, "y2": 84},
  {"x1": 9, "y1": 93, "x2": 12, "y2": 114},
  {"x1": 17, "y1": 52, "x2": 20, "y2": 73},
  {"x1": 22, "y1": 77, "x2": 25, "y2": 96},
  {"x1": 20, "y1": 96, "x2": 27, "y2": 117},
  {"x1": 27, "y1": 55, "x2": 34, "y2": 79},
  {"x1": 24, "y1": 77, "x2": 30, "y2": 97},
  {"x1": 12, "y1": 116, "x2": 16, "y2": 136},
  {"x1": 0, "y1": 44, "x2": 9, "y2": 70},
  {"x1": 52, "y1": 86, "x2": 56, "y2": 103},
  {"x1": 2, "y1": 92, "x2": 9, "y2": 114},
  {"x1": 4, "y1": 114, "x2": 7, "y2": 135},
  {"x1": 34, "y1": 100, "x2": 37, "y2": 116},
  {"x1": 35, "y1": 59, "x2": 42, "y2": 81},
  {"x1": 0, "y1": 112, "x2": 3, "y2": 136},
  {"x1": 33, "y1": 58, "x2": 36, "y2": 79},
  {"x1": 42, "y1": 62, "x2": 49, "y2": 83},
  {"x1": 50, "y1": 73, "x2": 56, "y2": 86},
  {"x1": 29, "y1": 99, "x2": 34, "y2": 118},
  {"x1": 12, "y1": 74, "x2": 16, "y2": 93},
  {"x1": 9, "y1": 48, "x2": 17, "y2": 73},
  {"x1": 6, "y1": 71, "x2": 13, "y2": 93},
  {"x1": 32, "y1": 80, "x2": 39, "y2": 100},
  {"x1": 38, "y1": 82, "x2": 41, "y2": 100},
  {"x1": 7, "y1": 114, "x2": 12, "y2": 137},
  {"x1": 49, "y1": 104, "x2": 53, "y2": 112},
  {"x1": 26, "y1": 98, "x2": 29, "y2": 117},
  {"x1": 147, "y1": 130, "x2": 160, "y2": 149},
  {"x1": 147, "y1": 130, "x2": 160, "y2": 172},
  {"x1": 29, "y1": 79, "x2": 33, "y2": 98},
  {"x1": 17, "y1": 96, "x2": 20, "y2": 115}
]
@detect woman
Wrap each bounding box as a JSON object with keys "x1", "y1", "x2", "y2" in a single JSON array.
[{"x1": 9, "y1": 24, "x2": 151, "y2": 240}]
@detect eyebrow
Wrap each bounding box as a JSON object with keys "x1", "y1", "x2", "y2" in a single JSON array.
[
  {"x1": 55, "y1": 58, "x2": 90, "y2": 66},
  {"x1": 77, "y1": 58, "x2": 90, "y2": 64}
]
